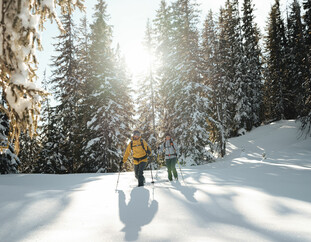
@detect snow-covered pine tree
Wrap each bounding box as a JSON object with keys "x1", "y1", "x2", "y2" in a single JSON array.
[
  {"x1": 214, "y1": 2, "x2": 242, "y2": 138},
  {"x1": 153, "y1": 0, "x2": 175, "y2": 138},
  {"x1": 85, "y1": 0, "x2": 114, "y2": 172},
  {"x1": 74, "y1": 15, "x2": 93, "y2": 172},
  {"x1": 85, "y1": 0, "x2": 133, "y2": 172},
  {"x1": 300, "y1": 0, "x2": 311, "y2": 134},
  {"x1": 0, "y1": 81, "x2": 20, "y2": 173},
  {"x1": 76, "y1": 15, "x2": 91, "y2": 84},
  {"x1": 222, "y1": 0, "x2": 249, "y2": 137},
  {"x1": 264, "y1": 0, "x2": 288, "y2": 121},
  {"x1": 0, "y1": 109, "x2": 20, "y2": 174},
  {"x1": 201, "y1": 10, "x2": 217, "y2": 88},
  {"x1": 303, "y1": 0, "x2": 311, "y2": 63},
  {"x1": 36, "y1": 71, "x2": 61, "y2": 173},
  {"x1": 19, "y1": 69, "x2": 46, "y2": 173},
  {"x1": 242, "y1": 0, "x2": 263, "y2": 129},
  {"x1": 201, "y1": 10, "x2": 226, "y2": 158},
  {"x1": 113, "y1": 45, "x2": 134, "y2": 171},
  {"x1": 18, "y1": 131, "x2": 41, "y2": 173},
  {"x1": 165, "y1": 0, "x2": 213, "y2": 165},
  {"x1": 0, "y1": 0, "x2": 83, "y2": 153},
  {"x1": 216, "y1": 7, "x2": 234, "y2": 140},
  {"x1": 286, "y1": 0, "x2": 309, "y2": 118},
  {"x1": 38, "y1": 105, "x2": 65, "y2": 173},
  {"x1": 136, "y1": 19, "x2": 158, "y2": 153},
  {"x1": 50, "y1": 11, "x2": 83, "y2": 173}
]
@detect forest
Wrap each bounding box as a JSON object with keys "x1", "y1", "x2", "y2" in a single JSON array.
[{"x1": 0, "y1": 0, "x2": 310, "y2": 174}]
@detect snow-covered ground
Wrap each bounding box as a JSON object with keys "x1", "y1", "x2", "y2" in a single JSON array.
[{"x1": 1, "y1": 120, "x2": 311, "y2": 242}]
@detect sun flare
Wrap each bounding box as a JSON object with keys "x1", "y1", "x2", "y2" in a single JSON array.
[{"x1": 124, "y1": 45, "x2": 152, "y2": 76}]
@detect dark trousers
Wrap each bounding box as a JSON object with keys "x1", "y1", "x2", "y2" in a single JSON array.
[
  {"x1": 166, "y1": 157, "x2": 178, "y2": 181},
  {"x1": 134, "y1": 162, "x2": 147, "y2": 186}
]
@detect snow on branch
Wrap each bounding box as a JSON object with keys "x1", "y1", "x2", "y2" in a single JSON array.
[{"x1": 0, "y1": 0, "x2": 84, "y2": 153}]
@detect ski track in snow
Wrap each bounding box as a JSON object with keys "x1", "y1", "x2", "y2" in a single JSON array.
[{"x1": 0, "y1": 120, "x2": 311, "y2": 242}]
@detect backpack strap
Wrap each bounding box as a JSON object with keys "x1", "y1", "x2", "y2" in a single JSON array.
[
  {"x1": 170, "y1": 139, "x2": 176, "y2": 152},
  {"x1": 140, "y1": 139, "x2": 147, "y2": 153},
  {"x1": 164, "y1": 139, "x2": 175, "y2": 149},
  {"x1": 131, "y1": 139, "x2": 149, "y2": 155},
  {"x1": 164, "y1": 139, "x2": 177, "y2": 156}
]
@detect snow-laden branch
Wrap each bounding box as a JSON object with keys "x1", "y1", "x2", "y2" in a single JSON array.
[{"x1": 0, "y1": 0, "x2": 84, "y2": 153}]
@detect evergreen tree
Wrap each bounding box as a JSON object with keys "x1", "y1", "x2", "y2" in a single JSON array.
[
  {"x1": 0, "y1": 110, "x2": 20, "y2": 174},
  {"x1": 18, "y1": 131, "x2": 41, "y2": 173},
  {"x1": 50, "y1": 11, "x2": 82, "y2": 173},
  {"x1": 287, "y1": 0, "x2": 309, "y2": 118},
  {"x1": 303, "y1": 0, "x2": 311, "y2": 53},
  {"x1": 136, "y1": 20, "x2": 158, "y2": 152},
  {"x1": 201, "y1": 10, "x2": 226, "y2": 157},
  {"x1": 153, "y1": 0, "x2": 175, "y2": 139},
  {"x1": 264, "y1": 0, "x2": 288, "y2": 121},
  {"x1": 38, "y1": 106, "x2": 65, "y2": 173},
  {"x1": 37, "y1": 72, "x2": 62, "y2": 173},
  {"x1": 0, "y1": 87, "x2": 20, "y2": 173},
  {"x1": 224, "y1": 0, "x2": 248, "y2": 136},
  {"x1": 242, "y1": 0, "x2": 263, "y2": 129},
  {"x1": 165, "y1": 0, "x2": 213, "y2": 164},
  {"x1": 217, "y1": 7, "x2": 233, "y2": 139},
  {"x1": 215, "y1": 1, "x2": 246, "y2": 137},
  {"x1": 85, "y1": 0, "x2": 133, "y2": 172},
  {"x1": 201, "y1": 10, "x2": 218, "y2": 87},
  {"x1": 300, "y1": 0, "x2": 311, "y2": 134},
  {"x1": 74, "y1": 15, "x2": 93, "y2": 172},
  {"x1": 112, "y1": 45, "x2": 134, "y2": 172}
]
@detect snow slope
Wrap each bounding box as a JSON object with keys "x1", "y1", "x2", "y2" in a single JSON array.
[{"x1": 1, "y1": 120, "x2": 311, "y2": 242}]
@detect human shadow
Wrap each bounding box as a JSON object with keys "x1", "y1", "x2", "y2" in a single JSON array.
[
  {"x1": 171, "y1": 181, "x2": 197, "y2": 203},
  {"x1": 118, "y1": 188, "x2": 158, "y2": 241}
]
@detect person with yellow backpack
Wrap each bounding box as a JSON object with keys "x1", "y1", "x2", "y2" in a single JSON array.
[{"x1": 121, "y1": 130, "x2": 152, "y2": 187}]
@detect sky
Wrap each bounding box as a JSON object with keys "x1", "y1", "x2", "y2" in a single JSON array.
[{"x1": 36, "y1": 0, "x2": 295, "y2": 86}]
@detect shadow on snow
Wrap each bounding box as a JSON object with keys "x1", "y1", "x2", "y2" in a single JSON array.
[
  {"x1": 118, "y1": 187, "x2": 158, "y2": 241},
  {"x1": 0, "y1": 173, "x2": 104, "y2": 241}
]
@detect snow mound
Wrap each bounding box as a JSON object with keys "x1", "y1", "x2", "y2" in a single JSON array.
[{"x1": 223, "y1": 120, "x2": 311, "y2": 168}]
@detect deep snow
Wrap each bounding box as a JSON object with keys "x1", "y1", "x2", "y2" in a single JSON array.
[{"x1": 1, "y1": 120, "x2": 311, "y2": 242}]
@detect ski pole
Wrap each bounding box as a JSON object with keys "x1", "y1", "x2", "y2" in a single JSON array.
[
  {"x1": 155, "y1": 146, "x2": 162, "y2": 178},
  {"x1": 150, "y1": 157, "x2": 154, "y2": 184},
  {"x1": 115, "y1": 170, "x2": 121, "y2": 192},
  {"x1": 177, "y1": 159, "x2": 185, "y2": 183},
  {"x1": 155, "y1": 153, "x2": 160, "y2": 178},
  {"x1": 115, "y1": 162, "x2": 122, "y2": 192}
]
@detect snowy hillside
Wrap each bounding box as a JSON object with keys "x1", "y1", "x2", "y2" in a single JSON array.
[{"x1": 1, "y1": 120, "x2": 311, "y2": 242}]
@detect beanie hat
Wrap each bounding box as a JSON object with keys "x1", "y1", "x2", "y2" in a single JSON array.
[{"x1": 133, "y1": 130, "x2": 141, "y2": 137}]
